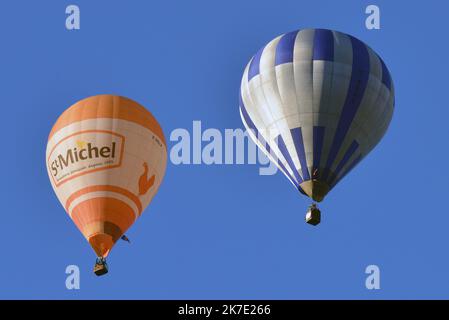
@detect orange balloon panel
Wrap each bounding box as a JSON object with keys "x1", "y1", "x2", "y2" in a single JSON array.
[{"x1": 46, "y1": 95, "x2": 167, "y2": 257}]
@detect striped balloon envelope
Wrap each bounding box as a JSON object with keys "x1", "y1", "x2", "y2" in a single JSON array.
[
  {"x1": 46, "y1": 95, "x2": 167, "y2": 270},
  {"x1": 239, "y1": 29, "x2": 394, "y2": 207}
]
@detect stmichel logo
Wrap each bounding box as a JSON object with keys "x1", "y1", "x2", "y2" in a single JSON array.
[
  {"x1": 50, "y1": 140, "x2": 117, "y2": 177},
  {"x1": 47, "y1": 130, "x2": 124, "y2": 186}
]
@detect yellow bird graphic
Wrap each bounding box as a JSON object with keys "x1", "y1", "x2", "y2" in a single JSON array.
[{"x1": 76, "y1": 140, "x2": 87, "y2": 149}]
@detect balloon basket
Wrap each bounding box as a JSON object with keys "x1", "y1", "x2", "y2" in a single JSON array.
[
  {"x1": 305, "y1": 204, "x2": 321, "y2": 226},
  {"x1": 94, "y1": 258, "x2": 108, "y2": 276}
]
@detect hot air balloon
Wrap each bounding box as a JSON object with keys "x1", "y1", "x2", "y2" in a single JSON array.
[
  {"x1": 239, "y1": 29, "x2": 394, "y2": 225},
  {"x1": 46, "y1": 95, "x2": 167, "y2": 275}
]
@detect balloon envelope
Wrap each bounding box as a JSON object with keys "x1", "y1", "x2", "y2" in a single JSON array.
[
  {"x1": 46, "y1": 95, "x2": 167, "y2": 257},
  {"x1": 240, "y1": 29, "x2": 394, "y2": 201}
]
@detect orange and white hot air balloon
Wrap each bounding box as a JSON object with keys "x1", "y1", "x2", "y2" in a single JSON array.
[{"x1": 46, "y1": 95, "x2": 167, "y2": 275}]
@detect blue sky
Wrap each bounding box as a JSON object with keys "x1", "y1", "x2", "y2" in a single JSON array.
[{"x1": 0, "y1": 0, "x2": 448, "y2": 299}]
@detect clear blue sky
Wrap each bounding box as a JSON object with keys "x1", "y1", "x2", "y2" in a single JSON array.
[{"x1": 0, "y1": 0, "x2": 448, "y2": 299}]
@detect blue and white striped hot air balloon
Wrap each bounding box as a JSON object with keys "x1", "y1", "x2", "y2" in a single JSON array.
[{"x1": 239, "y1": 29, "x2": 394, "y2": 224}]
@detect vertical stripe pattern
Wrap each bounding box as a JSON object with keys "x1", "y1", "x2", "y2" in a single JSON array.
[{"x1": 239, "y1": 29, "x2": 394, "y2": 200}]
